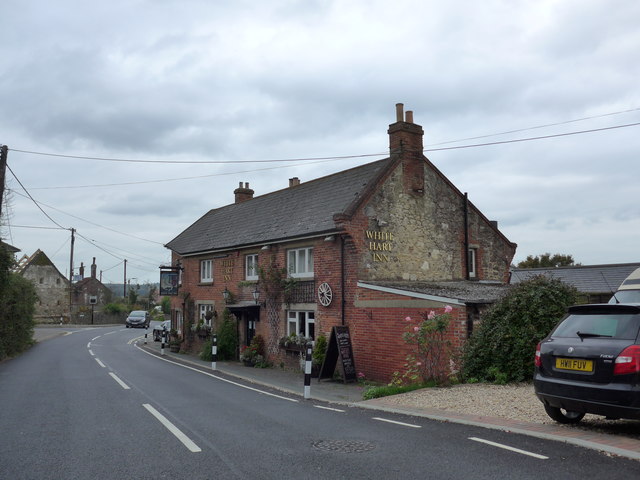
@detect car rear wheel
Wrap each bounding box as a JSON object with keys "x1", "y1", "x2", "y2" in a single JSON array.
[{"x1": 543, "y1": 405, "x2": 585, "y2": 424}]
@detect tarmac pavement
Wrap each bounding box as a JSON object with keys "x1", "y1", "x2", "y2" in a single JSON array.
[{"x1": 32, "y1": 326, "x2": 640, "y2": 461}]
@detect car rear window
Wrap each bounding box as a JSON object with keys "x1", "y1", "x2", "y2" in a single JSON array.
[{"x1": 553, "y1": 313, "x2": 640, "y2": 340}]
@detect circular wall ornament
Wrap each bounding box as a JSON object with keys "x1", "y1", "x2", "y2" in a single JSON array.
[{"x1": 318, "y1": 282, "x2": 333, "y2": 306}]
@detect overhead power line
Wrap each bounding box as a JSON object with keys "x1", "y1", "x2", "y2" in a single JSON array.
[
  {"x1": 9, "y1": 189, "x2": 163, "y2": 245},
  {"x1": 6, "y1": 164, "x2": 68, "y2": 230}
]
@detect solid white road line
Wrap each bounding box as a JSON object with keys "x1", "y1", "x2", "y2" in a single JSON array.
[
  {"x1": 136, "y1": 345, "x2": 298, "y2": 403},
  {"x1": 314, "y1": 405, "x2": 345, "y2": 413},
  {"x1": 143, "y1": 404, "x2": 201, "y2": 453},
  {"x1": 109, "y1": 372, "x2": 130, "y2": 390},
  {"x1": 95, "y1": 358, "x2": 105, "y2": 368},
  {"x1": 373, "y1": 417, "x2": 421, "y2": 428},
  {"x1": 469, "y1": 437, "x2": 549, "y2": 460}
]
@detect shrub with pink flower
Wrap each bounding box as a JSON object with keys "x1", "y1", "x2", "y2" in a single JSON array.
[{"x1": 390, "y1": 306, "x2": 454, "y2": 386}]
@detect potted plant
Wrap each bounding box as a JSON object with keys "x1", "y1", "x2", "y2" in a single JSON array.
[
  {"x1": 169, "y1": 338, "x2": 181, "y2": 353},
  {"x1": 312, "y1": 334, "x2": 327, "y2": 378},
  {"x1": 240, "y1": 335, "x2": 265, "y2": 367}
]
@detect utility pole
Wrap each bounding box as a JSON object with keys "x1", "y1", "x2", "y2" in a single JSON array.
[
  {"x1": 68, "y1": 228, "x2": 75, "y2": 323},
  {"x1": 123, "y1": 259, "x2": 127, "y2": 299},
  {"x1": 0, "y1": 145, "x2": 7, "y2": 221}
]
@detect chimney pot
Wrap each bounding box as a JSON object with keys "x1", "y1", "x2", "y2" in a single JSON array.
[
  {"x1": 234, "y1": 181, "x2": 255, "y2": 203},
  {"x1": 406, "y1": 111, "x2": 414, "y2": 123},
  {"x1": 395, "y1": 103, "x2": 404, "y2": 122},
  {"x1": 289, "y1": 177, "x2": 300, "y2": 187}
]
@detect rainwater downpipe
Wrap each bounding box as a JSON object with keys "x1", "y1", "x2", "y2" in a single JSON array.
[
  {"x1": 464, "y1": 192, "x2": 470, "y2": 280},
  {"x1": 341, "y1": 235, "x2": 346, "y2": 326}
]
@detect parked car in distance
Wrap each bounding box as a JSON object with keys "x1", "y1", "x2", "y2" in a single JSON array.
[
  {"x1": 534, "y1": 303, "x2": 640, "y2": 424},
  {"x1": 153, "y1": 320, "x2": 171, "y2": 342},
  {"x1": 125, "y1": 310, "x2": 150, "y2": 328}
]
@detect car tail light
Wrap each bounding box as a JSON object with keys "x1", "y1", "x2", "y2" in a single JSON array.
[
  {"x1": 613, "y1": 345, "x2": 640, "y2": 375},
  {"x1": 534, "y1": 342, "x2": 542, "y2": 367}
]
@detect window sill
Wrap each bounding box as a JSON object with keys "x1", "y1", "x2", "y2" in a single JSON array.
[{"x1": 198, "y1": 281, "x2": 214, "y2": 286}]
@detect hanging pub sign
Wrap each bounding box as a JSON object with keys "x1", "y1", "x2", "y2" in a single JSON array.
[
  {"x1": 159, "y1": 267, "x2": 180, "y2": 296},
  {"x1": 318, "y1": 326, "x2": 357, "y2": 383}
]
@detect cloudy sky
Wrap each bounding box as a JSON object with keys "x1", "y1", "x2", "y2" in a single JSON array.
[{"x1": 1, "y1": 0, "x2": 639, "y2": 285}]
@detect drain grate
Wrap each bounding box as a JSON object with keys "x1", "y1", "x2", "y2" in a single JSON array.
[{"x1": 312, "y1": 440, "x2": 376, "y2": 454}]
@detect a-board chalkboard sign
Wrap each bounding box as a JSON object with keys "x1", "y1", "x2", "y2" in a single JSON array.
[{"x1": 318, "y1": 326, "x2": 357, "y2": 383}]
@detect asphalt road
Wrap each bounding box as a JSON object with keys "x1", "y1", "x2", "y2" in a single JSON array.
[{"x1": 1, "y1": 324, "x2": 637, "y2": 479}]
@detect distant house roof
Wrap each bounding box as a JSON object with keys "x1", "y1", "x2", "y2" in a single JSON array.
[
  {"x1": 166, "y1": 159, "x2": 391, "y2": 256},
  {"x1": 0, "y1": 240, "x2": 20, "y2": 254},
  {"x1": 510, "y1": 263, "x2": 640, "y2": 294}
]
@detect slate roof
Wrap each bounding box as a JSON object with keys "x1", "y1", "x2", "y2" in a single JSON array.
[
  {"x1": 361, "y1": 280, "x2": 511, "y2": 304},
  {"x1": 510, "y1": 263, "x2": 640, "y2": 294},
  {"x1": 166, "y1": 158, "x2": 392, "y2": 255}
]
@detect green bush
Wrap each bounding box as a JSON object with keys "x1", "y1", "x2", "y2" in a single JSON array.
[
  {"x1": 212, "y1": 309, "x2": 238, "y2": 361},
  {"x1": 312, "y1": 333, "x2": 327, "y2": 366},
  {"x1": 462, "y1": 275, "x2": 577, "y2": 383},
  {"x1": 0, "y1": 247, "x2": 37, "y2": 360},
  {"x1": 103, "y1": 302, "x2": 127, "y2": 314}
]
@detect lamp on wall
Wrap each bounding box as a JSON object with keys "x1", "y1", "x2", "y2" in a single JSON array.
[
  {"x1": 222, "y1": 287, "x2": 230, "y2": 303},
  {"x1": 252, "y1": 285, "x2": 260, "y2": 305}
]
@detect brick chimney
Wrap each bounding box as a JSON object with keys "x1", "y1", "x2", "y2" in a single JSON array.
[
  {"x1": 234, "y1": 182, "x2": 254, "y2": 203},
  {"x1": 79, "y1": 262, "x2": 85, "y2": 279},
  {"x1": 91, "y1": 257, "x2": 97, "y2": 279},
  {"x1": 388, "y1": 103, "x2": 425, "y2": 195},
  {"x1": 289, "y1": 177, "x2": 300, "y2": 187}
]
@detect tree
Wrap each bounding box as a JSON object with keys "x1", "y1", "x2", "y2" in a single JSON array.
[
  {"x1": 462, "y1": 275, "x2": 577, "y2": 383},
  {"x1": 517, "y1": 253, "x2": 579, "y2": 268},
  {"x1": 0, "y1": 245, "x2": 38, "y2": 360}
]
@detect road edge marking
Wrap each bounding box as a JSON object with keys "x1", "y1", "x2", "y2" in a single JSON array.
[
  {"x1": 373, "y1": 417, "x2": 421, "y2": 428},
  {"x1": 136, "y1": 345, "x2": 298, "y2": 403}
]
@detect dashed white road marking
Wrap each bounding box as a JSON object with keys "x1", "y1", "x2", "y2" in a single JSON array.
[
  {"x1": 88, "y1": 349, "x2": 95, "y2": 356},
  {"x1": 109, "y1": 372, "x2": 130, "y2": 390},
  {"x1": 95, "y1": 358, "x2": 105, "y2": 368},
  {"x1": 143, "y1": 404, "x2": 201, "y2": 453},
  {"x1": 104, "y1": 331, "x2": 116, "y2": 336},
  {"x1": 91, "y1": 336, "x2": 101, "y2": 341},
  {"x1": 136, "y1": 345, "x2": 298, "y2": 403},
  {"x1": 314, "y1": 405, "x2": 345, "y2": 413},
  {"x1": 469, "y1": 437, "x2": 549, "y2": 460},
  {"x1": 372, "y1": 417, "x2": 421, "y2": 428}
]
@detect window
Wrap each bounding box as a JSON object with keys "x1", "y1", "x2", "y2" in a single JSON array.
[
  {"x1": 468, "y1": 248, "x2": 477, "y2": 279},
  {"x1": 287, "y1": 247, "x2": 313, "y2": 278},
  {"x1": 200, "y1": 259, "x2": 213, "y2": 283},
  {"x1": 287, "y1": 310, "x2": 315, "y2": 339},
  {"x1": 198, "y1": 304, "x2": 214, "y2": 327},
  {"x1": 56, "y1": 278, "x2": 61, "y2": 285},
  {"x1": 246, "y1": 254, "x2": 258, "y2": 281}
]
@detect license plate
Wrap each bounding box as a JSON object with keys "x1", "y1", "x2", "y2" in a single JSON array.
[{"x1": 555, "y1": 357, "x2": 593, "y2": 372}]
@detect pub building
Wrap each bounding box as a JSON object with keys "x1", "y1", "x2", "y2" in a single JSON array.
[{"x1": 164, "y1": 104, "x2": 516, "y2": 382}]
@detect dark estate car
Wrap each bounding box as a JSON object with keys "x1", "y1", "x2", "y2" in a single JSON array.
[
  {"x1": 125, "y1": 310, "x2": 150, "y2": 329},
  {"x1": 534, "y1": 303, "x2": 640, "y2": 423}
]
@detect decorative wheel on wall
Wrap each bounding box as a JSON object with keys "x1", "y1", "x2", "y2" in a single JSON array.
[{"x1": 317, "y1": 282, "x2": 333, "y2": 307}]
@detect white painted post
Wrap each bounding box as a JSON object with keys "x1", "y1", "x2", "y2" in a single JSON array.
[{"x1": 304, "y1": 344, "x2": 312, "y2": 399}]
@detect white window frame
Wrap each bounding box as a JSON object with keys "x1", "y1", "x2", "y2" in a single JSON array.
[
  {"x1": 286, "y1": 310, "x2": 315, "y2": 340},
  {"x1": 468, "y1": 248, "x2": 477, "y2": 279},
  {"x1": 200, "y1": 259, "x2": 213, "y2": 283},
  {"x1": 287, "y1": 247, "x2": 314, "y2": 278},
  {"x1": 198, "y1": 304, "x2": 214, "y2": 327},
  {"x1": 245, "y1": 254, "x2": 259, "y2": 281}
]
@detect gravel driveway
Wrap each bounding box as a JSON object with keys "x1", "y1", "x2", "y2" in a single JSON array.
[{"x1": 381, "y1": 382, "x2": 640, "y2": 440}]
